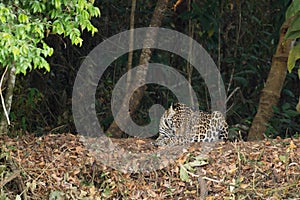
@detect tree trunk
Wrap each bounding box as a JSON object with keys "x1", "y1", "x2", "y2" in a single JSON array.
[
  {"x1": 106, "y1": 0, "x2": 169, "y2": 137},
  {"x1": 126, "y1": 0, "x2": 136, "y2": 90},
  {"x1": 247, "y1": 20, "x2": 292, "y2": 141},
  {"x1": 0, "y1": 65, "x2": 16, "y2": 135}
]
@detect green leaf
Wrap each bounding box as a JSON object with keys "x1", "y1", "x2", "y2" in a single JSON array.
[
  {"x1": 188, "y1": 155, "x2": 209, "y2": 167},
  {"x1": 0, "y1": 0, "x2": 100, "y2": 77},
  {"x1": 286, "y1": 1, "x2": 300, "y2": 20},
  {"x1": 233, "y1": 76, "x2": 249, "y2": 87},
  {"x1": 12, "y1": 47, "x2": 20, "y2": 58},
  {"x1": 285, "y1": 110, "x2": 300, "y2": 117},
  {"x1": 285, "y1": 16, "x2": 300, "y2": 40},
  {"x1": 17, "y1": 60, "x2": 29, "y2": 75},
  {"x1": 50, "y1": 9, "x2": 57, "y2": 19},
  {"x1": 20, "y1": 44, "x2": 29, "y2": 55},
  {"x1": 279, "y1": 155, "x2": 288, "y2": 163},
  {"x1": 88, "y1": 4, "x2": 101, "y2": 17},
  {"x1": 18, "y1": 13, "x2": 28, "y2": 23},
  {"x1": 33, "y1": 23, "x2": 45, "y2": 38},
  {"x1": 0, "y1": 15, "x2": 6, "y2": 23},
  {"x1": 16, "y1": 25, "x2": 26, "y2": 38},
  {"x1": 78, "y1": 0, "x2": 85, "y2": 10},
  {"x1": 94, "y1": 7, "x2": 101, "y2": 17},
  {"x1": 81, "y1": 10, "x2": 89, "y2": 20},
  {"x1": 272, "y1": 105, "x2": 280, "y2": 113},
  {"x1": 282, "y1": 103, "x2": 291, "y2": 110},
  {"x1": 54, "y1": 0, "x2": 61, "y2": 9},
  {"x1": 180, "y1": 165, "x2": 190, "y2": 182},
  {"x1": 1, "y1": 32, "x2": 11, "y2": 39},
  {"x1": 48, "y1": 47, "x2": 54, "y2": 56},
  {"x1": 33, "y1": 57, "x2": 40, "y2": 68},
  {"x1": 73, "y1": 37, "x2": 83, "y2": 46},
  {"x1": 284, "y1": 30, "x2": 300, "y2": 40},
  {"x1": 287, "y1": 43, "x2": 300, "y2": 72},
  {"x1": 32, "y1": 1, "x2": 43, "y2": 13},
  {"x1": 44, "y1": 63, "x2": 50, "y2": 72},
  {"x1": 52, "y1": 20, "x2": 64, "y2": 35},
  {"x1": 91, "y1": 26, "x2": 98, "y2": 36}
]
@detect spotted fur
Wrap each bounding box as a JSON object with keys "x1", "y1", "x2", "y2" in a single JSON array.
[{"x1": 154, "y1": 103, "x2": 228, "y2": 146}]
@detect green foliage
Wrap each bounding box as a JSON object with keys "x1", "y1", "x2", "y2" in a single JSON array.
[
  {"x1": 6, "y1": 0, "x2": 299, "y2": 137},
  {"x1": 266, "y1": 102, "x2": 300, "y2": 138},
  {"x1": 285, "y1": 16, "x2": 300, "y2": 40},
  {"x1": 173, "y1": 0, "x2": 300, "y2": 138},
  {"x1": 285, "y1": 0, "x2": 300, "y2": 19},
  {"x1": 179, "y1": 154, "x2": 209, "y2": 182},
  {"x1": 285, "y1": 0, "x2": 300, "y2": 78},
  {"x1": 10, "y1": 88, "x2": 44, "y2": 133},
  {"x1": 287, "y1": 43, "x2": 300, "y2": 75},
  {"x1": 0, "y1": 0, "x2": 100, "y2": 75},
  {"x1": 93, "y1": 0, "x2": 299, "y2": 138}
]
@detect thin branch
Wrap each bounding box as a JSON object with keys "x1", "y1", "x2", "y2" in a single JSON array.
[
  {"x1": 126, "y1": 0, "x2": 136, "y2": 84},
  {"x1": 0, "y1": 66, "x2": 10, "y2": 125},
  {"x1": 187, "y1": 0, "x2": 194, "y2": 106},
  {"x1": 226, "y1": 87, "x2": 240, "y2": 104},
  {"x1": 179, "y1": 163, "x2": 199, "y2": 177},
  {"x1": 202, "y1": 176, "x2": 224, "y2": 183}
]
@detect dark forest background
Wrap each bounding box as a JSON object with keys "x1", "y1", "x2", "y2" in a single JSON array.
[{"x1": 7, "y1": 0, "x2": 299, "y2": 139}]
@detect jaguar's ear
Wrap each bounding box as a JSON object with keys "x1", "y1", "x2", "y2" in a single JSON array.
[
  {"x1": 169, "y1": 103, "x2": 176, "y2": 115},
  {"x1": 169, "y1": 103, "x2": 174, "y2": 111}
]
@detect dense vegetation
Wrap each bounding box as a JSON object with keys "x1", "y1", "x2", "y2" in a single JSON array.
[
  {"x1": 1, "y1": 1, "x2": 300, "y2": 199},
  {"x1": 1, "y1": 0, "x2": 299, "y2": 138}
]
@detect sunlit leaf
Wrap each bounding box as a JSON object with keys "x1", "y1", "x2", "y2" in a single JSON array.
[
  {"x1": 91, "y1": 26, "x2": 98, "y2": 36},
  {"x1": 287, "y1": 43, "x2": 300, "y2": 72},
  {"x1": 286, "y1": 1, "x2": 300, "y2": 20},
  {"x1": 78, "y1": 0, "x2": 85, "y2": 10},
  {"x1": 44, "y1": 63, "x2": 50, "y2": 72},
  {"x1": 20, "y1": 44, "x2": 29, "y2": 55},
  {"x1": 18, "y1": 13, "x2": 29, "y2": 23},
  {"x1": 284, "y1": 30, "x2": 300, "y2": 40},
  {"x1": 0, "y1": 0, "x2": 100, "y2": 75},
  {"x1": 32, "y1": 1, "x2": 43, "y2": 13},
  {"x1": 285, "y1": 16, "x2": 300, "y2": 40},
  {"x1": 54, "y1": 0, "x2": 61, "y2": 9},
  {"x1": 180, "y1": 165, "x2": 190, "y2": 182},
  {"x1": 12, "y1": 47, "x2": 20, "y2": 58},
  {"x1": 48, "y1": 47, "x2": 54, "y2": 56},
  {"x1": 1, "y1": 32, "x2": 11, "y2": 39},
  {"x1": 73, "y1": 37, "x2": 83, "y2": 46},
  {"x1": 279, "y1": 155, "x2": 287, "y2": 163}
]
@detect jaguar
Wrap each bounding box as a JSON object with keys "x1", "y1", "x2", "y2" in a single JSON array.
[{"x1": 154, "y1": 103, "x2": 228, "y2": 146}]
